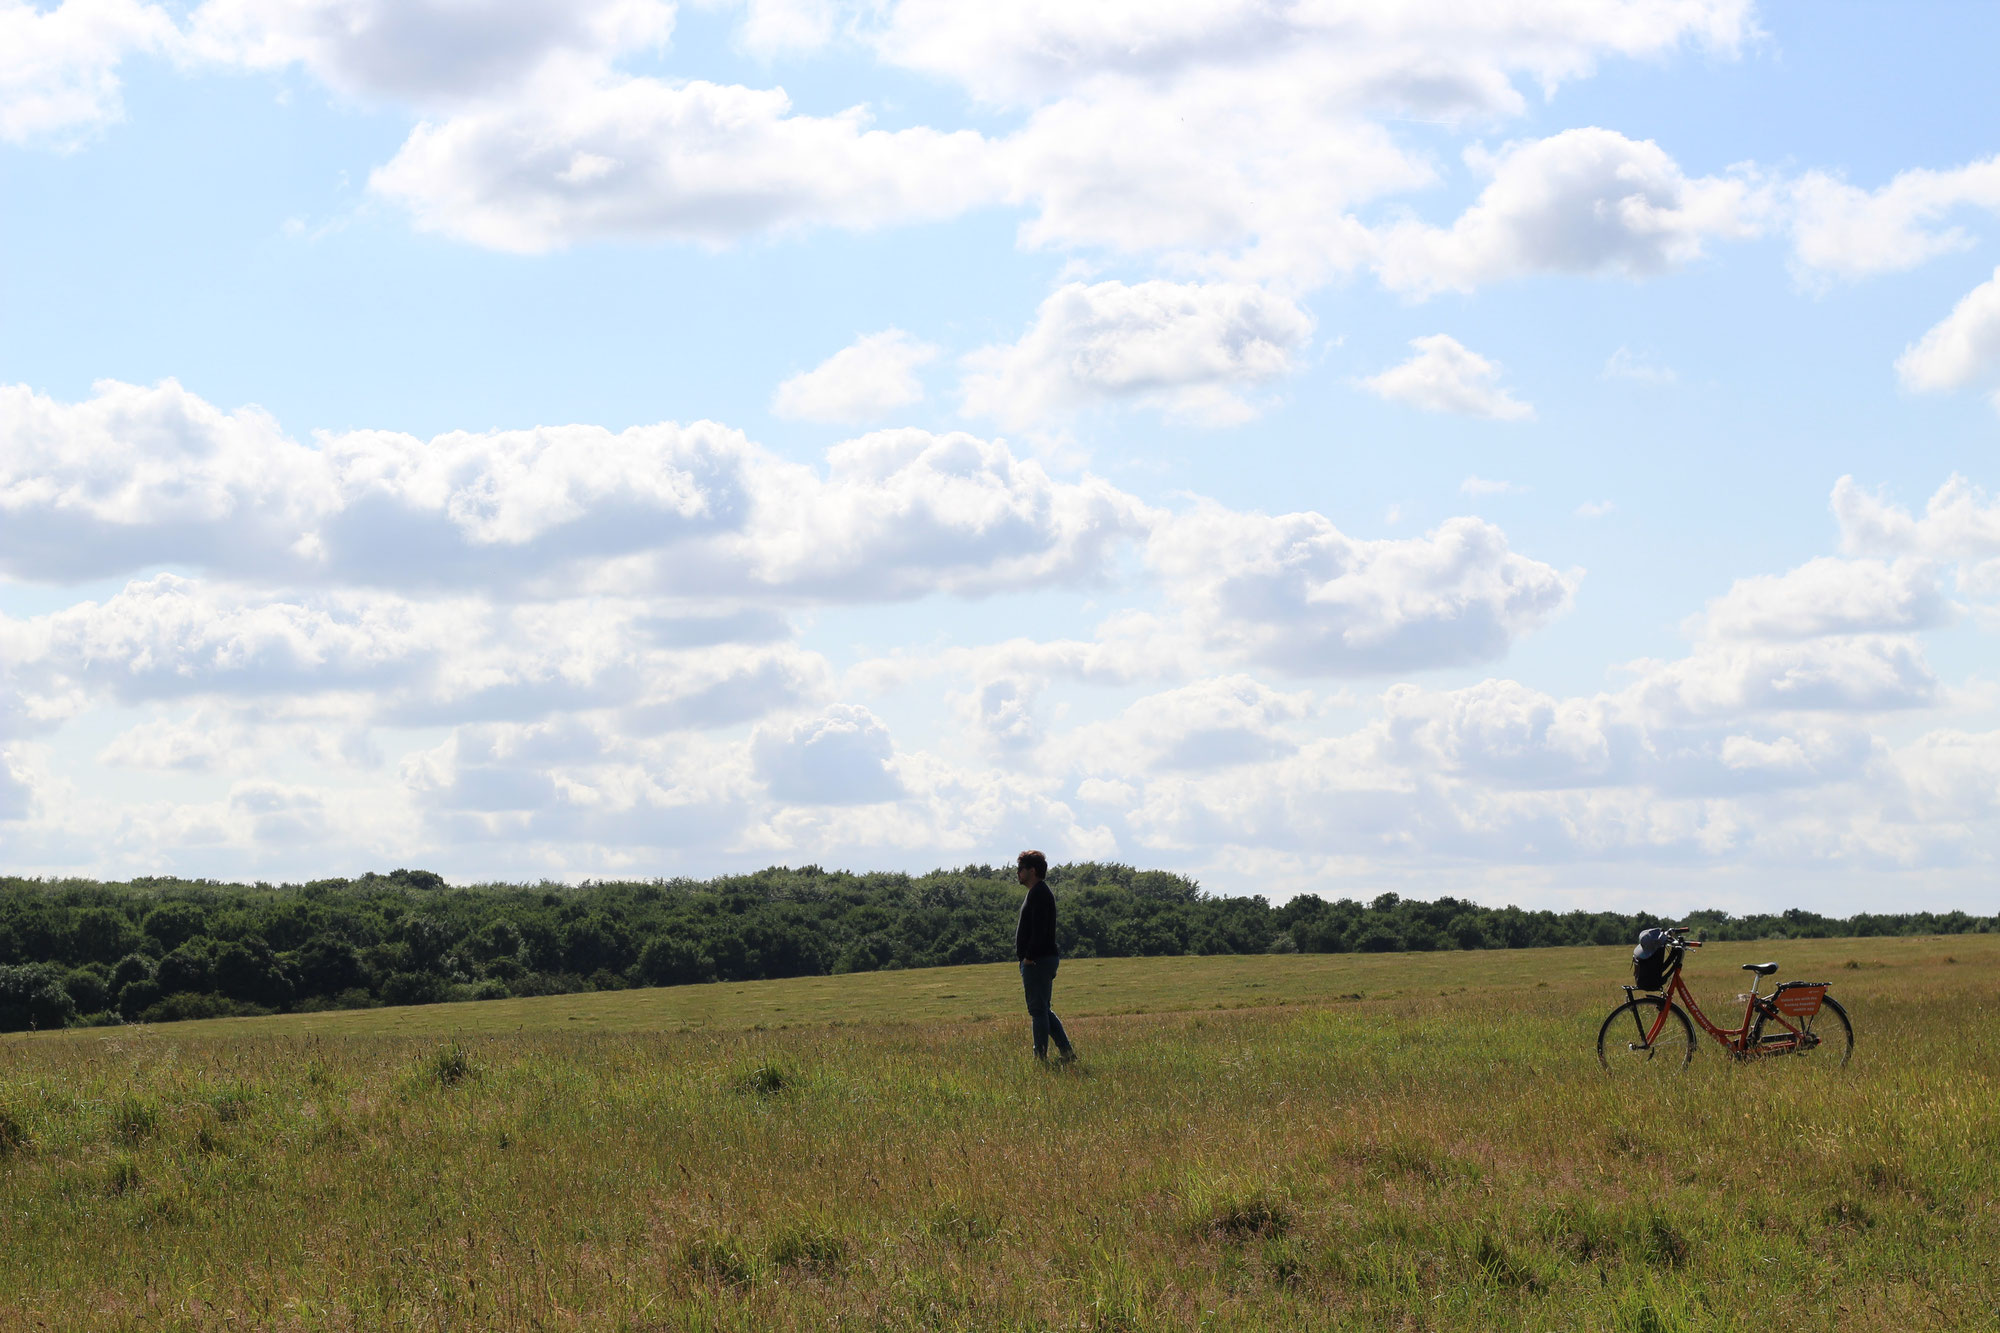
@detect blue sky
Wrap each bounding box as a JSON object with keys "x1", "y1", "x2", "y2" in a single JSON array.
[{"x1": 4, "y1": 0, "x2": 2000, "y2": 913}]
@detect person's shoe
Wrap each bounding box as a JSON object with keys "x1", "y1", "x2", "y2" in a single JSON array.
[{"x1": 1055, "y1": 1046, "x2": 1078, "y2": 1064}]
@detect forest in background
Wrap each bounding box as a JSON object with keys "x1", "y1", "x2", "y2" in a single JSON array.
[{"x1": 2, "y1": 864, "x2": 1992, "y2": 1031}]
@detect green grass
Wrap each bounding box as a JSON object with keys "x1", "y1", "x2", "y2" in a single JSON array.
[{"x1": 2, "y1": 936, "x2": 1995, "y2": 1330}]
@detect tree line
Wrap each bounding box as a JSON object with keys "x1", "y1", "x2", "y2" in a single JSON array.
[{"x1": 0, "y1": 864, "x2": 1990, "y2": 1031}]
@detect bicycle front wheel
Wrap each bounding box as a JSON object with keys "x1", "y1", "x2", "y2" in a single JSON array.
[{"x1": 1597, "y1": 997, "x2": 1695, "y2": 1076}]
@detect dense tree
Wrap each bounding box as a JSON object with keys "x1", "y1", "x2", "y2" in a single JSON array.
[
  {"x1": 0, "y1": 963, "x2": 78, "y2": 1031},
  {"x1": 0, "y1": 865, "x2": 1991, "y2": 1031}
]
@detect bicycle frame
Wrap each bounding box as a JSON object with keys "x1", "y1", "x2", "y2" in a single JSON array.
[{"x1": 1627, "y1": 949, "x2": 1821, "y2": 1059}]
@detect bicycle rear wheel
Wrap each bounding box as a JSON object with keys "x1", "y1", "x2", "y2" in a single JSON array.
[
  {"x1": 1596, "y1": 997, "x2": 1695, "y2": 1076},
  {"x1": 1750, "y1": 994, "x2": 1852, "y2": 1068}
]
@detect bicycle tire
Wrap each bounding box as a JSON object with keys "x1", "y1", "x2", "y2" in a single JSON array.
[
  {"x1": 1749, "y1": 993, "x2": 1853, "y2": 1068},
  {"x1": 1596, "y1": 997, "x2": 1695, "y2": 1075}
]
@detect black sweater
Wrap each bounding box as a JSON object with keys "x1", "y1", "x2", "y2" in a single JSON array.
[{"x1": 1015, "y1": 879, "x2": 1058, "y2": 960}]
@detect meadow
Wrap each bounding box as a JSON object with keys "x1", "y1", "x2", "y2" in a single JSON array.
[{"x1": 1, "y1": 935, "x2": 1995, "y2": 1331}]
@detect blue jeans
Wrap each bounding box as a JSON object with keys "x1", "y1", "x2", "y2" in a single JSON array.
[{"x1": 1019, "y1": 955, "x2": 1071, "y2": 1059}]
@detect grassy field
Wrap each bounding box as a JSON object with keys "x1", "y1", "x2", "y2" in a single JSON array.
[{"x1": 2, "y1": 935, "x2": 1995, "y2": 1331}]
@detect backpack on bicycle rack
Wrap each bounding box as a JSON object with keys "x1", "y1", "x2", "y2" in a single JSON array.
[{"x1": 1631, "y1": 932, "x2": 1676, "y2": 991}]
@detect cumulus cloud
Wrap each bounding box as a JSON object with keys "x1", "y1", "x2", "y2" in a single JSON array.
[
  {"x1": 952, "y1": 676, "x2": 1043, "y2": 751},
  {"x1": 369, "y1": 74, "x2": 999, "y2": 253},
  {"x1": 98, "y1": 703, "x2": 378, "y2": 773},
  {"x1": 1362, "y1": 335, "x2": 1533, "y2": 421},
  {"x1": 1602, "y1": 347, "x2": 1676, "y2": 384},
  {"x1": 315, "y1": 0, "x2": 1764, "y2": 287},
  {"x1": 1059, "y1": 675, "x2": 1313, "y2": 775},
  {"x1": 771, "y1": 329, "x2": 938, "y2": 423},
  {"x1": 998, "y1": 73, "x2": 1429, "y2": 283},
  {"x1": 1376, "y1": 129, "x2": 1762, "y2": 295},
  {"x1": 1149, "y1": 506, "x2": 1576, "y2": 675},
  {"x1": 734, "y1": 0, "x2": 841, "y2": 56},
  {"x1": 186, "y1": 0, "x2": 674, "y2": 103},
  {"x1": 871, "y1": 1, "x2": 1754, "y2": 110},
  {"x1": 754, "y1": 703, "x2": 903, "y2": 804},
  {"x1": 735, "y1": 428, "x2": 1148, "y2": 599},
  {"x1": 1787, "y1": 155, "x2": 2000, "y2": 281},
  {"x1": 1697, "y1": 557, "x2": 1951, "y2": 641},
  {"x1": 846, "y1": 611, "x2": 1194, "y2": 698},
  {"x1": 875, "y1": 4, "x2": 1751, "y2": 282},
  {"x1": 962, "y1": 280, "x2": 1312, "y2": 427},
  {"x1": 1832, "y1": 475, "x2": 2000, "y2": 612},
  {"x1": 0, "y1": 0, "x2": 178, "y2": 147},
  {"x1": 1896, "y1": 267, "x2": 2000, "y2": 405},
  {"x1": 0, "y1": 378, "x2": 734, "y2": 586},
  {"x1": 1378, "y1": 678, "x2": 1637, "y2": 789},
  {"x1": 1626, "y1": 636, "x2": 1941, "y2": 720},
  {"x1": 0, "y1": 380, "x2": 1145, "y2": 602},
  {"x1": 7, "y1": 0, "x2": 1784, "y2": 302},
  {"x1": 1072, "y1": 592, "x2": 1957, "y2": 876},
  {"x1": 0, "y1": 573, "x2": 839, "y2": 735},
  {"x1": 0, "y1": 747, "x2": 33, "y2": 821},
  {"x1": 1832, "y1": 474, "x2": 2000, "y2": 562},
  {"x1": 0, "y1": 379, "x2": 322, "y2": 581}
]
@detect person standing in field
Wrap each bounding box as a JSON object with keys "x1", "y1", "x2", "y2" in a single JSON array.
[{"x1": 1014, "y1": 849, "x2": 1075, "y2": 1063}]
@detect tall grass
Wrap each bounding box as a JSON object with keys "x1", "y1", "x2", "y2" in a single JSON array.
[{"x1": 0, "y1": 937, "x2": 1994, "y2": 1330}]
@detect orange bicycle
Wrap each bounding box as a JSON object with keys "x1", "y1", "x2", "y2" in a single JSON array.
[{"x1": 1596, "y1": 926, "x2": 1853, "y2": 1075}]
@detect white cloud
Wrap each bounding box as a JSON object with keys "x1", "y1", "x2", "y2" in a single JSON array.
[
  {"x1": 1376, "y1": 129, "x2": 1762, "y2": 295},
  {"x1": 753, "y1": 703, "x2": 902, "y2": 804},
  {"x1": 733, "y1": 428, "x2": 1149, "y2": 599},
  {"x1": 1058, "y1": 675, "x2": 1312, "y2": 775},
  {"x1": 997, "y1": 71, "x2": 1430, "y2": 284},
  {"x1": 1832, "y1": 475, "x2": 2000, "y2": 615},
  {"x1": 1625, "y1": 636, "x2": 1940, "y2": 720},
  {"x1": 187, "y1": 0, "x2": 674, "y2": 103},
  {"x1": 1378, "y1": 678, "x2": 1638, "y2": 789},
  {"x1": 0, "y1": 572, "x2": 838, "y2": 733},
  {"x1": 1149, "y1": 506, "x2": 1576, "y2": 675},
  {"x1": 1896, "y1": 266, "x2": 2000, "y2": 405},
  {"x1": 1363, "y1": 335, "x2": 1534, "y2": 421},
  {"x1": 266, "y1": 0, "x2": 1770, "y2": 290},
  {"x1": 876, "y1": 5, "x2": 1752, "y2": 287},
  {"x1": 734, "y1": 0, "x2": 840, "y2": 56},
  {"x1": 846, "y1": 611, "x2": 1193, "y2": 699},
  {"x1": 97, "y1": 703, "x2": 377, "y2": 773},
  {"x1": 0, "y1": 378, "x2": 324, "y2": 581},
  {"x1": 1575, "y1": 500, "x2": 1615, "y2": 517},
  {"x1": 369, "y1": 73, "x2": 999, "y2": 253},
  {"x1": 1697, "y1": 557, "x2": 1951, "y2": 642},
  {"x1": 1602, "y1": 346, "x2": 1676, "y2": 384},
  {"x1": 1787, "y1": 155, "x2": 2000, "y2": 281},
  {"x1": 1832, "y1": 474, "x2": 2000, "y2": 563},
  {"x1": 952, "y1": 676, "x2": 1043, "y2": 751},
  {"x1": 0, "y1": 0, "x2": 178, "y2": 147},
  {"x1": 0, "y1": 380, "x2": 1146, "y2": 602},
  {"x1": 0, "y1": 746, "x2": 34, "y2": 821},
  {"x1": 771, "y1": 329, "x2": 938, "y2": 423},
  {"x1": 873, "y1": 1, "x2": 1754, "y2": 111},
  {"x1": 961, "y1": 280, "x2": 1312, "y2": 428}
]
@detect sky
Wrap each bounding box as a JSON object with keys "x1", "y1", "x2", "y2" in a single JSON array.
[{"x1": 4, "y1": 0, "x2": 2000, "y2": 914}]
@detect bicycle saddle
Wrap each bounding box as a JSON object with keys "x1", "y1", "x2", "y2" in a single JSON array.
[{"x1": 1741, "y1": 962, "x2": 1778, "y2": 976}]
